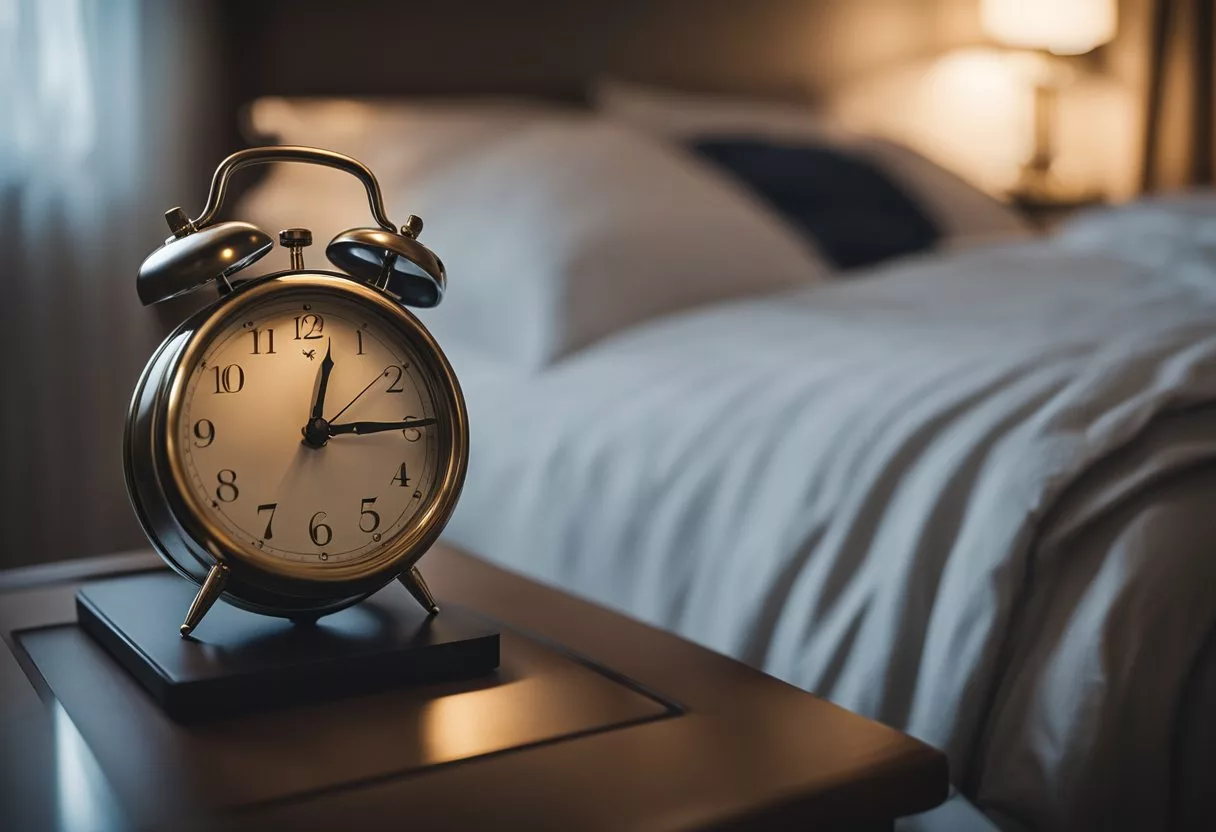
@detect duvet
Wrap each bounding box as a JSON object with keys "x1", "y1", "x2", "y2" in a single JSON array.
[{"x1": 442, "y1": 196, "x2": 1216, "y2": 831}]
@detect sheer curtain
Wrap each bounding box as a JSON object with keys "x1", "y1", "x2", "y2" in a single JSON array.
[{"x1": 0, "y1": 0, "x2": 218, "y2": 567}]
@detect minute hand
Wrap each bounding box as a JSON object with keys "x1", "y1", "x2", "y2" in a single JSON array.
[{"x1": 327, "y1": 418, "x2": 437, "y2": 437}]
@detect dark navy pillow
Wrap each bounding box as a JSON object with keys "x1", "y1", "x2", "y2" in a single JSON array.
[{"x1": 689, "y1": 138, "x2": 941, "y2": 270}]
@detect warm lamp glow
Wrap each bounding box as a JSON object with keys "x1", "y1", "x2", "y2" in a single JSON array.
[
  {"x1": 981, "y1": 0, "x2": 1117, "y2": 55},
  {"x1": 830, "y1": 47, "x2": 1140, "y2": 200}
]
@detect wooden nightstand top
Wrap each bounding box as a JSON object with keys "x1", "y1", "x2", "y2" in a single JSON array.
[{"x1": 0, "y1": 546, "x2": 948, "y2": 831}]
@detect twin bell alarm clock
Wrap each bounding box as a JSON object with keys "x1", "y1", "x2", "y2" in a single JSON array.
[{"x1": 126, "y1": 146, "x2": 468, "y2": 637}]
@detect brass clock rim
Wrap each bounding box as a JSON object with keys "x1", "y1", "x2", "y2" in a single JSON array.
[{"x1": 157, "y1": 272, "x2": 468, "y2": 596}]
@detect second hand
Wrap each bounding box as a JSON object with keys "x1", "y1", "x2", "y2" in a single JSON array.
[{"x1": 327, "y1": 366, "x2": 393, "y2": 424}]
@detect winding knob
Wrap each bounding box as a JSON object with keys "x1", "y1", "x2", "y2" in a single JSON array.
[
  {"x1": 280, "y1": 227, "x2": 312, "y2": 270},
  {"x1": 165, "y1": 207, "x2": 195, "y2": 238},
  {"x1": 401, "y1": 215, "x2": 423, "y2": 239}
]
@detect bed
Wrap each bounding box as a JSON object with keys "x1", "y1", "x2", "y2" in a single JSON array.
[
  {"x1": 235, "y1": 99, "x2": 1216, "y2": 832},
  {"x1": 217, "y1": 5, "x2": 1216, "y2": 830}
]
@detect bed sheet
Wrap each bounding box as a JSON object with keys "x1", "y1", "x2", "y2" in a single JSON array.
[{"x1": 439, "y1": 203, "x2": 1216, "y2": 830}]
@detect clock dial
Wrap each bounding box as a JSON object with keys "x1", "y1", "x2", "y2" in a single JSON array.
[{"x1": 174, "y1": 290, "x2": 442, "y2": 566}]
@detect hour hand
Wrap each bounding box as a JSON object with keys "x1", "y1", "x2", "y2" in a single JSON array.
[
  {"x1": 327, "y1": 418, "x2": 437, "y2": 437},
  {"x1": 302, "y1": 339, "x2": 334, "y2": 447},
  {"x1": 311, "y1": 339, "x2": 334, "y2": 422}
]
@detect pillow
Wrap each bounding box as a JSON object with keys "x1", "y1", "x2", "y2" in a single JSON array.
[
  {"x1": 244, "y1": 96, "x2": 578, "y2": 185},
  {"x1": 237, "y1": 114, "x2": 827, "y2": 369},
  {"x1": 593, "y1": 78, "x2": 1031, "y2": 249},
  {"x1": 690, "y1": 139, "x2": 942, "y2": 270},
  {"x1": 412, "y1": 119, "x2": 827, "y2": 367}
]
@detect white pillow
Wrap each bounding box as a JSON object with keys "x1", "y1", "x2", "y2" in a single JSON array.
[
  {"x1": 236, "y1": 97, "x2": 575, "y2": 292},
  {"x1": 237, "y1": 113, "x2": 826, "y2": 369},
  {"x1": 245, "y1": 96, "x2": 578, "y2": 185},
  {"x1": 592, "y1": 78, "x2": 1031, "y2": 248},
  {"x1": 412, "y1": 118, "x2": 826, "y2": 367}
]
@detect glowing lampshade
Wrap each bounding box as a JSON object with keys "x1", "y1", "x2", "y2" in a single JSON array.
[{"x1": 981, "y1": 0, "x2": 1117, "y2": 55}]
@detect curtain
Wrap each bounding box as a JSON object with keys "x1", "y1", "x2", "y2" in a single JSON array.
[
  {"x1": 1142, "y1": 0, "x2": 1216, "y2": 189},
  {"x1": 0, "y1": 0, "x2": 219, "y2": 568}
]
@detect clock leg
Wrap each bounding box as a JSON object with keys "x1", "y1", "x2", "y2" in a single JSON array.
[
  {"x1": 180, "y1": 563, "x2": 229, "y2": 638},
  {"x1": 399, "y1": 566, "x2": 439, "y2": 615}
]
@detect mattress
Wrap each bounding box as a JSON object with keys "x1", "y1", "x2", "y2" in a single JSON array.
[{"x1": 438, "y1": 199, "x2": 1216, "y2": 831}]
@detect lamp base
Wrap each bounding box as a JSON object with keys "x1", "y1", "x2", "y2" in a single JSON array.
[
  {"x1": 1007, "y1": 59, "x2": 1105, "y2": 214},
  {"x1": 1008, "y1": 165, "x2": 1104, "y2": 209},
  {"x1": 1008, "y1": 170, "x2": 1105, "y2": 231}
]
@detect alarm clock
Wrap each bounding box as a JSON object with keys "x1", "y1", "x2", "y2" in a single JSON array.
[{"x1": 125, "y1": 146, "x2": 468, "y2": 637}]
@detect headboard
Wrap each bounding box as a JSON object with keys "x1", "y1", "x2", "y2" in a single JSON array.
[
  {"x1": 216, "y1": 0, "x2": 984, "y2": 106},
  {"x1": 196, "y1": 0, "x2": 988, "y2": 209}
]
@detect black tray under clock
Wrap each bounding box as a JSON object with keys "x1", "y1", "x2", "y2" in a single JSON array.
[{"x1": 75, "y1": 571, "x2": 500, "y2": 720}]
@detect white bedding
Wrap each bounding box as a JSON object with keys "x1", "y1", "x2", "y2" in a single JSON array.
[{"x1": 437, "y1": 197, "x2": 1216, "y2": 831}]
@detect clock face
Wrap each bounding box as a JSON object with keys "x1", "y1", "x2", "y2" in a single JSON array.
[{"x1": 172, "y1": 287, "x2": 446, "y2": 568}]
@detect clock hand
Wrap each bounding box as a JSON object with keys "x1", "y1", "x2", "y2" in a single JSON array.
[
  {"x1": 327, "y1": 365, "x2": 395, "y2": 424},
  {"x1": 301, "y1": 339, "x2": 334, "y2": 447},
  {"x1": 327, "y1": 418, "x2": 437, "y2": 437},
  {"x1": 311, "y1": 339, "x2": 334, "y2": 422}
]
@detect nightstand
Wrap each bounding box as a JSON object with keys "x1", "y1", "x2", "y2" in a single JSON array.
[{"x1": 0, "y1": 546, "x2": 949, "y2": 831}]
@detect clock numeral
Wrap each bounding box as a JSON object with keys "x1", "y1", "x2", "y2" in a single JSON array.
[
  {"x1": 309, "y1": 511, "x2": 333, "y2": 547},
  {"x1": 215, "y1": 469, "x2": 239, "y2": 503},
  {"x1": 356, "y1": 330, "x2": 366, "y2": 355},
  {"x1": 400, "y1": 415, "x2": 424, "y2": 442},
  {"x1": 385, "y1": 364, "x2": 407, "y2": 393},
  {"x1": 249, "y1": 327, "x2": 276, "y2": 355},
  {"x1": 294, "y1": 314, "x2": 324, "y2": 340},
  {"x1": 359, "y1": 497, "x2": 381, "y2": 533},
  {"x1": 192, "y1": 419, "x2": 215, "y2": 448},
  {"x1": 390, "y1": 462, "x2": 411, "y2": 488},
  {"x1": 212, "y1": 364, "x2": 245, "y2": 394},
  {"x1": 257, "y1": 503, "x2": 277, "y2": 539}
]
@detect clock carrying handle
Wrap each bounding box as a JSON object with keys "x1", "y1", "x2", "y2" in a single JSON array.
[
  {"x1": 173, "y1": 146, "x2": 397, "y2": 235},
  {"x1": 141, "y1": 144, "x2": 445, "y2": 308}
]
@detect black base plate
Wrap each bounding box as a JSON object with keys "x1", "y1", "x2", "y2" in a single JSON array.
[{"x1": 76, "y1": 571, "x2": 500, "y2": 720}]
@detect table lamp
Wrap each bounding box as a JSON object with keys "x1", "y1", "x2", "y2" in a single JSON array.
[{"x1": 981, "y1": 0, "x2": 1117, "y2": 203}]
